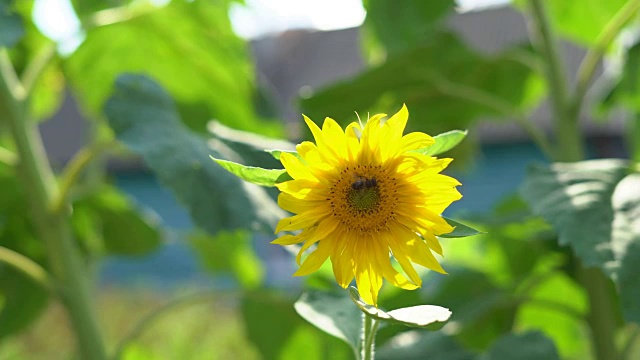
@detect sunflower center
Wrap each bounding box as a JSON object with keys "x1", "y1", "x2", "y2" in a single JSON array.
[
  {"x1": 328, "y1": 164, "x2": 398, "y2": 233},
  {"x1": 347, "y1": 177, "x2": 379, "y2": 211}
]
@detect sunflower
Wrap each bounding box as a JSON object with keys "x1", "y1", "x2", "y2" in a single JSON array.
[{"x1": 273, "y1": 105, "x2": 462, "y2": 306}]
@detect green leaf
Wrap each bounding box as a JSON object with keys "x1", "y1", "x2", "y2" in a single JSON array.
[
  {"x1": 362, "y1": 0, "x2": 455, "y2": 56},
  {"x1": 349, "y1": 287, "x2": 451, "y2": 330},
  {"x1": 482, "y1": 332, "x2": 561, "y2": 360},
  {"x1": 103, "y1": 73, "x2": 284, "y2": 235},
  {"x1": 612, "y1": 174, "x2": 640, "y2": 323},
  {"x1": 72, "y1": 185, "x2": 163, "y2": 256},
  {"x1": 415, "y1": 130, "x2": 467, "y2": 156},
  {"x1": 65, "y1": 0, "x2": 281, "y2": 136},
  {"x1": 520, "y1": 160, "x2": 630, "y2": 273},
  {"x1": 210, "y1": 157, "x2": 292, "y2": 187},
  {"x1": 0, "y1": 0, "x2": 24, "y2": 47},
  {"x1": 189, "y1": 230, "x2": 264, "y2": 289},
  {"x1": 294, "y1": 290, "x2": 362, "y2": 350},
  {"x1": 440, "y1": 217, "x2": 483, "y2": 238}
]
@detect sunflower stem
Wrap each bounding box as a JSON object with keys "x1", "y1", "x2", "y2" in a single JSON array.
[
  {"x1": 0, "y1": 48, "x2": 108, "y2": 360},
  {"x1": 361, "y1": 312, "x2": 378, "y2": 360}
]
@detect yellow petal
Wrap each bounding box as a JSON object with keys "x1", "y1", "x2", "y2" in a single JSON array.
[
  {"x1": 303, "y1": 115, "x2": 340, "y2": 164},
  {"x1": 354, "y1": 240, "x2": 384, "y2": 306},
  {"x1": 275, "y1": 206, "x2": 330, "y2": 233},
  {"x1": 401, "y1": 132, "x2": 435, "y2": 152},
  {"x1": 344, "y1": 122, "x2": 362, "y2": 162},
  {"x1": 322, "y1": 117, "x2": 348, "y2": 160},
  {"x1": 281, "y1": 152, "x2": 315, "y2": 181},
  {"x1": 371, "y1": 235, "x2": 418, "y2": 290},
  {"x1": 383, "y1": 230, "x2": 423, "y2": 286},
  {"x1": 294, "y1": 237, "x2": 334, "y2": 276},
  {"x1": 271, "y1": 234, "x2": 303, "y2": 245},
  {"x1": 392, "y1": 225, "x2": 446, "y2": 273},
  {"x1": 296, "y1": 219, "x2": 339, "y2": 265},
  {"x1": 278, "y1": 192, "x2": 325, "y2": 214}
]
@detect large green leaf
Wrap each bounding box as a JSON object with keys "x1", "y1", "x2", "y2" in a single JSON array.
[
  {"x1": 612, "y1": 174, "x2": 640, "y2": 323},
  {"x1": 362, "y1": 0, "x2": 455, "y2": 56},
  {"x1": 72, "y1": 185, "x2": 163, "y2": 256},
  {"x1": 520, "y1": 160, "x2": 630, "y2": 273},
  {"x1": 482, "y1": 332, "x2": 561, "y2": 360},
  {"x1": 103, "y1": 74, "x2": 284, "y2": 235},
  {"x1": 294, "y1": 290, "x2": 362, "y2": 351},
  {"x1": 65, "y1": 0, "x2": 281, "y2": 136},
  {"x1": 189, "y1": 230, "x2": 264, "y2": 289},
  {"x1": 300, "y1": 32, "x2": 544, "y2": 140},
  {"x1": 0, "y1": 0, "x2": 24, "y2": 47}
]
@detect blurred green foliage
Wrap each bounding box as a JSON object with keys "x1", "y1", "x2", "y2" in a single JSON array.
[{"x1": 1, "y1": 0, "x2": 640, "y2": 359}]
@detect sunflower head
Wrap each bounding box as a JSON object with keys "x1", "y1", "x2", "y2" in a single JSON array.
[{"x1": 273, "y1": 105, "x2": 462, "y2": 306}]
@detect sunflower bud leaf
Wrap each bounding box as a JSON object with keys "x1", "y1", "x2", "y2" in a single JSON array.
[
  {"x1": 349, "y1": 287, "x2": 452, "y2": 330},
  {"x1": 415, "y1": 130, "x2": 468, "y2": 156},
  {"x1": 210, "y1": 156, "x2": 292, "y2": 187}
]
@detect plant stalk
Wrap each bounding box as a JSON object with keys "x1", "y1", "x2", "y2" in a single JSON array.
[
  {"x1": 0, "y1": 49, "x2": 108, "y2": 360},
  {"x1": 361, "y1": 313, "x2": 378, "y2": 360},
  {"x1": 527, "y1": 0, "x2": 584, "y2": 161},
  {"x1": 526, "y1": 2, "x2": 624, "y2": 359},
  {"x1": 577, "y1": 266, "x2": 619, "y2": 360}
]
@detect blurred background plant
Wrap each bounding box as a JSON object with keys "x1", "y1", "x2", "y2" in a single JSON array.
[{"x1": 0, "y1": 0, "x2": 639, "y2": 359}]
